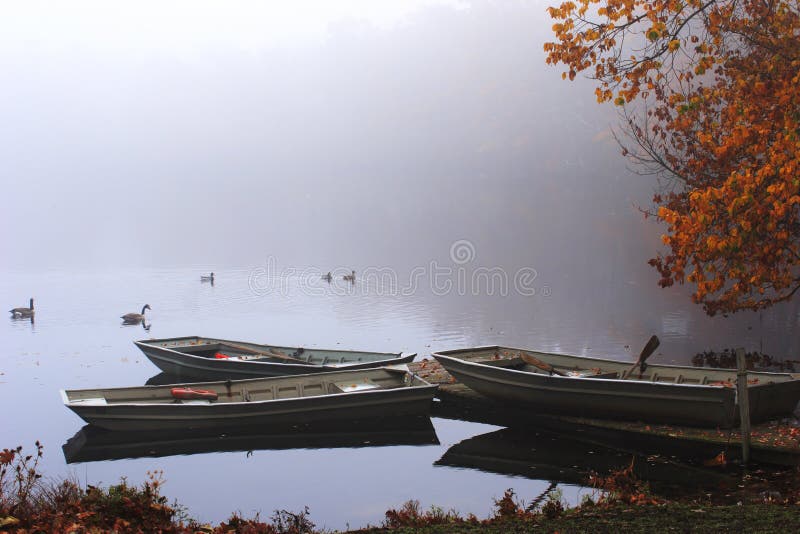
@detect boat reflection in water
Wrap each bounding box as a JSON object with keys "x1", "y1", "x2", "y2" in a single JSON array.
[
  {"x1": 436, "y1": 427, "x2": 737, "y2": 500},
  {"x1": 63, "y1": 416, "x2": 439, "y2": 464},
  {"x1": 145, "y1": 372, "x2": 188, "y2": 385}
]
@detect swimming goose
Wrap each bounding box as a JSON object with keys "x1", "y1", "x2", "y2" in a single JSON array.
[
  {"x1": 201, "y1": 273, "x2": 215, "y2": 282},
  {"x1": 122, "y1": 304, "x2": 150, "y2": 324},
  {"x1": 9, "y1": 298, "x2": 34, "y2": 318}
]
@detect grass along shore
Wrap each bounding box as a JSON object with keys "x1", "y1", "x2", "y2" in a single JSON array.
[{"x1": 2, "y1": 442, "x2": 799, "y2": 533}]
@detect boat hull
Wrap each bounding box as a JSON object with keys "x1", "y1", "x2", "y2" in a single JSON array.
[
  {"x1": 66, "y1": 390, "x2": 434, "y2": 431},
  {"x1": 136, "y1": 336, "x2": 416, "y2": 379},
  {"x1": 63, "y1": 368, "x2": 437, "y2": 431},
  {"x1": 434, "y1": 347, "x2": 800, "y2": 428}
]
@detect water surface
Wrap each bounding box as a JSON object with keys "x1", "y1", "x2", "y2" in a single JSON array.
[
  {"x1": 2, "y1": 268, "x2": 796, "y2": 529},
  {"x1": 3, "y1": 3, "x2": 800, "y2": 528}
]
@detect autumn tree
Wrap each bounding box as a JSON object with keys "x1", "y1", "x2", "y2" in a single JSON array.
[{"x1": 545, "y1": 0, "x2": 800, "y2": 315}]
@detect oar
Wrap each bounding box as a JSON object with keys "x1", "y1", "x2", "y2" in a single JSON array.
[
  {"x1": 223, "y1": 342, "x2": 309, "y2": 364},
  {"x1": 625, "y1": 335, "x2": 660, "y2": 379},
  {"x1": 518, "y1": 351, "x2": 569, "y2": 377}
]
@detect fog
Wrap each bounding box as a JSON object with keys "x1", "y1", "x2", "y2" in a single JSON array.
[
  {"x1": 0, "y1": 0, "x2": 658, "y2": 276},
  {"x1": 2, "y1": 5, "x2": 800, "y2": 521}
]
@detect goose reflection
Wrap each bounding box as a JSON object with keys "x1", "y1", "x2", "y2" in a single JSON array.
[
  {"x1": 121, "y1": 318, "x2": 151, "y2": 331},
  {"x1": 10, "y1": 313, "x2": 34, "y2": 328}
]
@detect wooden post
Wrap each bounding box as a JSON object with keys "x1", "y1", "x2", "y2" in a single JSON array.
[{"x1": 736, "y1": 347, "x2": 751, "y2": 465}]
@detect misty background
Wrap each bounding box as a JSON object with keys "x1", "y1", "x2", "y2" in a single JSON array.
[
  {"x1": 3, "y1": 0, "x2": 798, "y2": 360},
  {"x1": 2, "y1": 3, "x2": 799, "y2": 526},
  {"x1": 0, "y1": 0, "x2": 652, "y2": 274}
]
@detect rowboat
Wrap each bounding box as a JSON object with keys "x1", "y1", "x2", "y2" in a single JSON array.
[
  {"x1": 432, "y1": 346, "x2": 800, "y2": 427},
  {"x1": 61, "y1": 366, "x2": 437, "y2": 431},
  {"x1": 62, "y1": 416, "x2": 439, "y2": 463},
  {"x1": 135, "y1": 336, "x2": 416, "y2": 380}
]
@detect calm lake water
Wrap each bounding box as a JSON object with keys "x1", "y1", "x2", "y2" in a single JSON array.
[
  {"x1": 2, "y1": 267, "x2": 798, "y2": 530},
  {"x1": 5, "y1": 2, "x2": 800, "y2": 529}
]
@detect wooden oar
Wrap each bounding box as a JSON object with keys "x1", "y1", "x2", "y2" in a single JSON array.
[
  {"x1": 624, "y1": 335, "x2": 660, "y2": 379},
  {"x1": 223, "y1": 342, "x2": 309, "y2": 364},
  {"x1": 519, "y1": 351, "x2": 568, "y2": 377}
]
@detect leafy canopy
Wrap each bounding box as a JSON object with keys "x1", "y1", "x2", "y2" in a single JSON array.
[{"x1": 545, "y1": 0, "x2": 800, "y2": 315}]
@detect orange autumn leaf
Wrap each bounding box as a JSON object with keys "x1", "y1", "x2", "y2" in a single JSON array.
[
  {"x1": 545, "y1": 0, "x2": 800, "y2": 316},
  {"x1": 703, "y1": 451, "x2": 727, "y2": 467}
]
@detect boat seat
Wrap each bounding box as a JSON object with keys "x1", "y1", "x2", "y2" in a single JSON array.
[
  {"x1": 654, "y1": 375, "x2": 677, "y2": 383},
  {"x1": 565, "y1": 370, "x2": 619, "y2": 379},
  {"x1": 622, "y1": 371, "x2": 651, "y2": 381},
  {"x1": 72, "y1": 397, "x2": 107, "y2": 406},
  {"x1": 332, "y1": 380, "x2": 381, "y2": 393},
  {"x1": 483, "y1": 358, "x2": 523, "y2": 369}
]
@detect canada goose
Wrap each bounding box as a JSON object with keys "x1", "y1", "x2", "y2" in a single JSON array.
[
  {"x1": 122, "y1": 304, "x2": 150, "y2": 324},
  {"x1": 343, "y1": 270, "x2": 356, "y2": 282},
  {"x1": 9, "y1": 298, "x2": 34, "y2": 318},
  {"x1": 201, "y1": 272, "x2": 215, "y2": 282}
]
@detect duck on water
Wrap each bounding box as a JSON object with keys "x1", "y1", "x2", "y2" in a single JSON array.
[
  {"x1": 122, "y1": 304, "x2": 150, "y2": 324},
  {"x1": 10, "y1": 298, "x2": 34, "y2": 318}
]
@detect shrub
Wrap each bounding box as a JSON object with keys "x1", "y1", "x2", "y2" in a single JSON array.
[
  {"x1": 492, "y1": 488, "x2": 524, "y2": 519},
  {"x1": 382, "y1": 499, "x2": 462, "y2": 528},
  {"x1": 588, "y1": 457, "x2": 661, "y2": 506}
]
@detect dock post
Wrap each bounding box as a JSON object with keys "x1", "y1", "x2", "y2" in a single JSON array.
[{"x1": 736, "y1": 347, "x2": 751, "y2": 465}]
